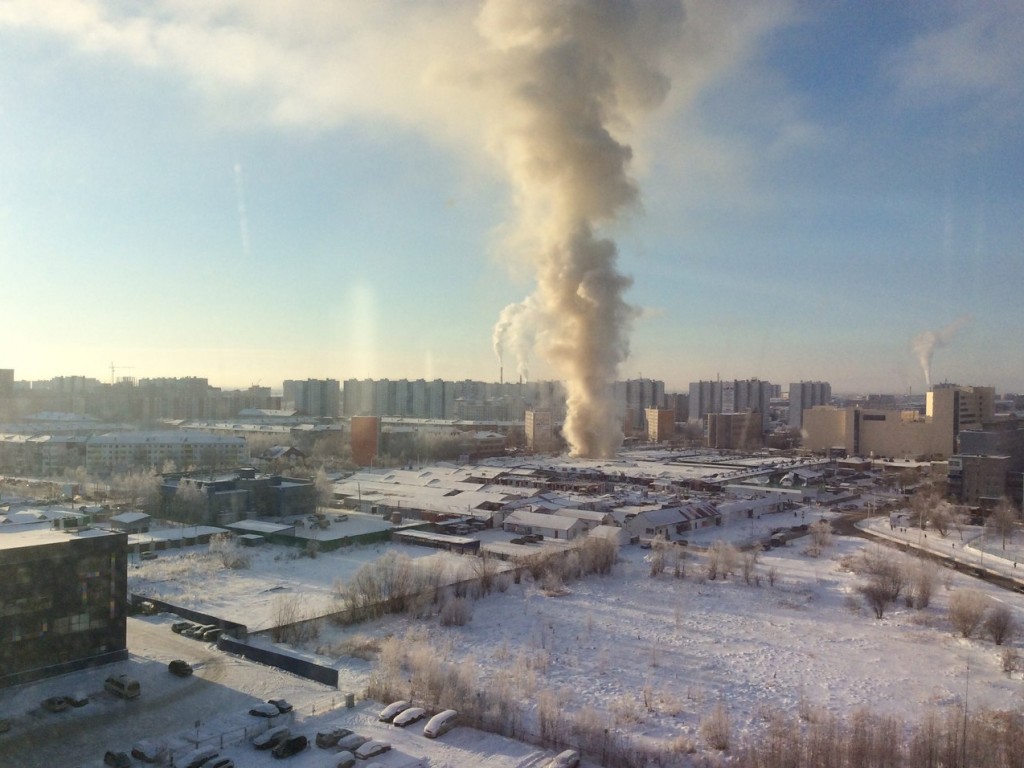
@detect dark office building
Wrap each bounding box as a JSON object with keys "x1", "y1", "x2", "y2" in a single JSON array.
[{"x1": 0, "y1": 529, "x2": 128, "y2": 688}]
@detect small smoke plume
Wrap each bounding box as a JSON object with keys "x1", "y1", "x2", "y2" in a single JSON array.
[
  {"x1": 492, "y1": 298, "x2": 536, "y2": 382},
  {"x1": 483, "y1": 0, "x2": 680, "y2": 458},
  {"x1": 912, "y1": 315, "x2": 972, "y2": 389}
]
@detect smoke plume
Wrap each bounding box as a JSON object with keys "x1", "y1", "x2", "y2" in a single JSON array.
[
  {"x1": 912, "y1": 315, "x2": 972, "y2": 389},
  {"x1": 484, "y1": 0, "x2": 681, "y2": 458}
]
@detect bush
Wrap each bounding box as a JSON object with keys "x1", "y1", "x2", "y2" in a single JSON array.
[
  {"x1": 439, "y1": 597, "x2": 473, "y2": 627},
  {"x1": 700, "y1": 702, "x2": 731, "y2": 751},
  {"x1": 949, "y1": 589, "x2": 988, "y2": 638},
  {"x1": 985, "y1": 604, "x2": 1015, "y2": 645}
]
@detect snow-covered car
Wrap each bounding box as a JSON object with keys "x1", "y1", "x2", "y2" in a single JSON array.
[
  {"x1": 335, "y1": 751, "x2": 357, "y2": 768},
  {"x1": 354, "y1": 740, "x2": 391, "y2": 759},
  {"x1": 42, "y1": 696, "x2": 69, "y2": 713},
  {"x1": 423, "y1": 709, "x2": 458, "y2": 739},
  {"x1": 392, "y1": 707, "x2": 427, "y2": 727},
  {"x1": 253, "y1": 725, "x2": 290, "y2": 750},
  {"x1": 268, "y1": 698, "x2": 293, "y2": 714},
  {"x1": 548, "y1": 749, "x2": 581, "y2": 768},
  {"x1": 249, "y1": 702, "x2": 281, "y2": 718},
  {"x1": 315, "y1": 726, "x2": 353, "y2": 748},
  {"x1": 336, "y1": 733, "x2": 370, "y2": 751},
  {"x1": 131, "y1": 739, "x2": 168, "y2": 763},
  {"x1": 171, "y1": 621, "x2": 195, "y2": 634},
  {"x1": 180, "y1": 746, "x2": 218, "y2": 768},
  {"x1": 378, "y1": 699, "x2": 410, "y2": 722}
]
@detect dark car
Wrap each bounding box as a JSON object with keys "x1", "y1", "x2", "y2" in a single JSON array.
[
  {"x1": 171, "y1": 621, "x2": 194, "y2": 634},
  {"x1": 272, "y1": 734, "x2": 308, "y2": 759},
  {"x1": 268, "y1": 698, "x2": 293, "y2": 714},
  {"x1": 67, "y1": 695, "x2": 89, "y2": 707},
  {"x1": 42, "y1": 696, "x2": 69, "y2": 713},
  {"x1": 249, "y1": 702, "x2": 281, "y2": 718},
  {"x1": 254, "y1": 725, "x2": 290, "y2": 750},
  {"x1": 104, "y1": 751, "x2": 132, "y2": 768},
  {"x1": 168, "y1": 659, "x2": 194, "y2": 677}
]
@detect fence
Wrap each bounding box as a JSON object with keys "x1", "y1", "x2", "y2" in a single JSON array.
[{"x1": 217, "y1": 634, "x2": 339, "y2": 687}]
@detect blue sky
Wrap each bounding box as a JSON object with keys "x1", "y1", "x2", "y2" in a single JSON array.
[{"x1": 0, "y1": 0, "x2": 1021, "y2": 395}]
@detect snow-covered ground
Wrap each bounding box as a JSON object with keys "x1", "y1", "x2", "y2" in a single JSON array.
[{"x1": 8, "y1": 504, "x2": 1024, "y2": 767}]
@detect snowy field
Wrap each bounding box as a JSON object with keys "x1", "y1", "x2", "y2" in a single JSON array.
[{"x1": 122, "y1": 513, "x2": 1024, "y2": 759}]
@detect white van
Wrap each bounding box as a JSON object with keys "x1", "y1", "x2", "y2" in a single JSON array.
[
  {"x1": 423, "y1": 709, "x2": 458, "y2": 739},
  {"x1": 104, "y1": 674, "x2": 140, "y2": 699}
]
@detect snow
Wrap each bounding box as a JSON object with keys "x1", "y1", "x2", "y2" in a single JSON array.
[{"x1": 7, "y1": 496, "x2": 1024, "y2": 766}]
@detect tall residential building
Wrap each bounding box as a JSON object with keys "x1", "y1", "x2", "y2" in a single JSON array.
[
  {"x1": 350, "y1": 416, "x2": 381, "y2": 467},
  {"x1": 526, "y1": 409, "x2": 555, "y2": 453},
  {"x1": 788, "y1": 381, "x2": 832, "y2": 428},
  {"x1": 645, "y1": 408, "x2": 675, "y2": 443},
  {"x1": 688, "y1": 378, "x2": 774, "y2": 433},
  {"x1": 284, "y1": 379, "x2": 341, "y2": 418},
  {"x1": 708, "y1": 411, "x2": 764, "y2": 450}
]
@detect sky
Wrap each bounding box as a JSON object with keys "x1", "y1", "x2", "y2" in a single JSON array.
[{"x1": 0, "y1": 0, "x2": 1021, "y2": 396}]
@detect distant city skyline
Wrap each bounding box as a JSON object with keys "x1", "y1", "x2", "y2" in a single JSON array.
[{"x1": 1, "y1": 2, "x2": 1021, "y2": 395}]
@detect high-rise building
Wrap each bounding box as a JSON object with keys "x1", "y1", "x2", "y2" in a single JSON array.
[
  {"x1": 350, "y1": 415, "x2": 381, "y2": 467},
  {"x1": 788, "y1": 381, "x2": 832, "y2": 428},
  {"x1": 688, "y1": 378, "x2": 774, "y2": 433},
  {"x1": 526, "y1": 409, "x2": 555, "y2": 453},
  {"x1": 645, "y1": 408, "x2": 675, "y2": 443}
]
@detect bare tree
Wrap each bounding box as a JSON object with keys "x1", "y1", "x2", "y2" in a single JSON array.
[{"x1": 987, "y1": 497, "x2": 1019, "y2": 551}]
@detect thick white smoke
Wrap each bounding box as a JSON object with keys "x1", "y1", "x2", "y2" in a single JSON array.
[
  {"x1": 483, "y1": 0, "x2": 682, "y2": 458},
  {"x1": 912, "y1": 315, "x2": 972, "y2": 389}
]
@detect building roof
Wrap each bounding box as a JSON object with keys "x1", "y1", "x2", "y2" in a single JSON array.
[{"x1": 503, "y1": 510, "x2": 581, "y2": 531}]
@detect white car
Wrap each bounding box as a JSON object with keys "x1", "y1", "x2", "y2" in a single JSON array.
[
  {"x1": 423, "y1": 709, "x2": 458, "y2": 739},
  {"x1": 378, "y1": 700, "x2": 410, "y2": 722},
  {"x1": 355, "y1": 740, "x2": 392, "y2": 759},
  {"x1": 392, "y1": 707, "x2": 427, "y2": 727},
  {"x1": 337, "y1": 733, "x2": 370, "y2": 751},
  {"x1": 548, "y1": 749, "x2": 581, "y2": 768}
]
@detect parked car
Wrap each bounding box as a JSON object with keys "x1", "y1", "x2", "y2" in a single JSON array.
[
  {"x1": 171, "y1": 621, "x2": 194, "y2": 634},
  {"x1": 104, "y1": 674, "x2": 141, "y2": 699},
  {"x1": 249, "y1": 702, "x2": 281, "y2": 718},
  {"x1": 168, "y1": 659, "x2": 193, "y2": 677},
  {"x1": 313, "y1": 729, "x2": 354, "y2": 749},
  {"x1": 201, "y1": 627, "x2": 223, "y2": 642},
  {"x1": 272, "y1": 734, "x2": 308, "y2": 759},
  {"x1": 378, "y1": 700, "x2": 410, "y2": 722},
  {"x1": 131, "y1": 739, "x2": 168, "y2": 763},
  {"x1": 548, "y1": 749, "x2": 581, "y2": 768},
  {"x1": 423, "y1": 709, "x2": 458, "y2": 739},
  {"x1": 181, "y1": 746, "x2": 218, "y2": 768},
  {"x1": 253, "y1": 725, "x2": 290, "y2": 750},
  {"x1": 335, "y1": 751, "x2": 357, "y2": 768},
  {"x1": 315, "y1": 726, "x2": 353, "y2": 749},
  {"x1": 208, "y1": 759, "x2": 234, "y2": 768},
  {"x1": 336, "y1": 733, "x2": 370, "y2": 751},
  {"x1": 67, "y1": 695, "x2": 89, "y2": 707},
  {"x1": 41, "y1": 696, "x2": 69, "y2": 713},
  {"x1": 392, "y1": 707, "x2": 427, "y2": 728},
  {"x1": 103, "y1": 751, "x2": 132, "y2": 768},
  {"x1": 355, "y1": 740, "x2": 391, "y2": 759},
  {"x1": 268, "y1": 698, "x2": 293, "y2": 714},
  {"x1": 140, "y1": 550, "x2": 157, "y2": 560}
]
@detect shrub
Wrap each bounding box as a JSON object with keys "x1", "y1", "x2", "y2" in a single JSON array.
[
  {"x1": 985, "y1": 604, "x2": 1015, "y2": 645},
  {"x1": 700, "y1": 702, "x2": 731, "y2": 751},
  {"x1": 949, "y1": 589, "x2": 988, "y2": 638},
  {"x1": 439, "y1": 597, "x2": 473, "y2": 627}
]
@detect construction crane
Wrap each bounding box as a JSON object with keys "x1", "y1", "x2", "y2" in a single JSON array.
[{"x1": 110, "y1": 362, "x2": 135, "y2": 385}]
